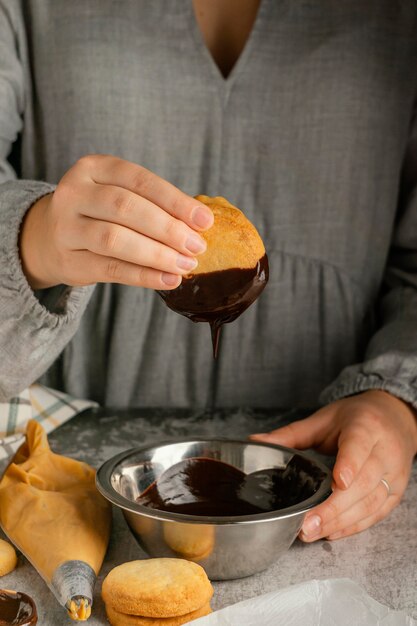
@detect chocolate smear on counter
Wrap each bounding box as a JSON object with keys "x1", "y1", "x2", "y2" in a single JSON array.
[
  {"x1": 158, "y1": 254, "x2": 269, "y2": 358},
  {"x1": 0, "y1": 590, "x2": 38, "y2": 626},
  {"x1": 136, "y1": 456, "x2": 326, "y2": 516}
]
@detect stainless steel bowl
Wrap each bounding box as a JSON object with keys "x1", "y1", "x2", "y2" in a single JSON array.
[{"x1": 96, "y1": 439, "x2": 332, "y2": 580}]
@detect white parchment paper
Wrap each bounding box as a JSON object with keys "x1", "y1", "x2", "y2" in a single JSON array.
[{"x1": 193, "y1": 579, "x2": 416, "y2": 625}]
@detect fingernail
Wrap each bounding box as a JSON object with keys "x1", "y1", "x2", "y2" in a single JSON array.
[
  {"x1": 191, "y1": 206, "x2": 214, "y2": 229},
  {"x1": 161, "y1": 273, "x2": 180, "y2": 286},
  {"x1": 301, "y1": 515, "x2": 321, "y2": 537},
  {"x1": 185, "y1": 234, "x2": 207, "y2": 255},
  {"x1": 340, "y1": 468, "x2": 353, "y2": 489},
  {"x1": 176, "y1": 254, "x2": 198, "y2": 271}
]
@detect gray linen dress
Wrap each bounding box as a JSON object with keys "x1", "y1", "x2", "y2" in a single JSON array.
[{"x1": 0, "y1": 0, "x2": 416, "y2": 409}]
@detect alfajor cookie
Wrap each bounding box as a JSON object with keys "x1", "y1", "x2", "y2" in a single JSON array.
[
  {"x1": 105, "y1": 602, "x2": 212, "y2": 626},
  {"x1": 102, "y1": 559, "x2": 213, "y2": 618},
  {"x1": 0, "y1": 539, "x2": 17, "y2": 577}
]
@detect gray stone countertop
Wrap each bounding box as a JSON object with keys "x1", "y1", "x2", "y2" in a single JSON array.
[{"x1": 1, "y1": 407, "x2": 416, "y2": 624}]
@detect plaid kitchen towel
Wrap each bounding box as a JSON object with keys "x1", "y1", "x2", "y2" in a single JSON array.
[{"x1": 0, "y1": 384, "x2": 97, "y2": 468}]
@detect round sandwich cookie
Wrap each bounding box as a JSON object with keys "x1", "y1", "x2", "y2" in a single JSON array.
[
  {"x1": 105, "y1": 602, "x2": 212, "y2": 626},
  {"x1": 0, "y1": 539, "x2": 17, "y2": 577},
  {"x1": 102, "y1": 558, "x2": 213, "y2": 618}
]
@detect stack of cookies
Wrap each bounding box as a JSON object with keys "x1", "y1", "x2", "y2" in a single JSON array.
[{"x1": 102, "y1": 558, "x2": 213, "y2": 625}]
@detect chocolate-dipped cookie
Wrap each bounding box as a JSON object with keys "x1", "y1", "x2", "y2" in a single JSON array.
[{"x1": 159, "y1": 195, "x2": 268, "y2": 356}]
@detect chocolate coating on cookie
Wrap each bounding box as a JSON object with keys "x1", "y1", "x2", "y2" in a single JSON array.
[{"x1": 159, "y1": 255, "x2": 268, "y2": 357}]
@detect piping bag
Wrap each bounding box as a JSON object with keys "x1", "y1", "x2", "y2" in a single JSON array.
[{"x1": 0, "y1": 420, "x2": 112, "y2": 621}]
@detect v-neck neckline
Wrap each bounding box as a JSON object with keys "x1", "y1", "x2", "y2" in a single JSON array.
[{"x1": 186, "y1": 0, "x2": 269, "y2": 93}]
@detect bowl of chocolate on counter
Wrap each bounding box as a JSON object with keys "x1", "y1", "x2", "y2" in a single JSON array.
[
  {"x1": 158, "y1": 195, "x2": 269, "y2": 357},
  {"x1": 97, "y1": 439, "x2": 332, "y2": 580},
  {"x1": 0, "y1": 590, "x2": 38, "y2": 626}
]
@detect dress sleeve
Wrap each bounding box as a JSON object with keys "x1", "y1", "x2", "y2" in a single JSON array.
[
  {"x1": 320, "y1": 105, "x2": 417, "y2": 409},
  {"x1": 0, "y1": 1, "x2": 94, "y2": 401}
]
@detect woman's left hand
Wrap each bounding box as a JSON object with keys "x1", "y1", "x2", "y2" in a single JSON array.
[{"x1": 251, "y1": 390, "x2": 417, "y2": 541}]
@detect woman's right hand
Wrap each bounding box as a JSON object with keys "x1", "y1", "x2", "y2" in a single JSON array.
[{"x1": 20, "y1": 155, "x2": 214, "y2": 290}]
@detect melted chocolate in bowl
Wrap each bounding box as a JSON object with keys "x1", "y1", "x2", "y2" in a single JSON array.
[
  {"x1": 136, "y1": 456, "x2": 326, "y2": 517},
  {"x1": 0, "y1": 591, "x2": 38, "y2": 626},
  {"x1": 158, "y1": 254, "x2": 269, "y2": 357}
]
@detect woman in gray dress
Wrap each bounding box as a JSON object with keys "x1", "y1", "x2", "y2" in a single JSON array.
[{"x1": 0, "y1": 0, "x2": 416, "y2": 542}]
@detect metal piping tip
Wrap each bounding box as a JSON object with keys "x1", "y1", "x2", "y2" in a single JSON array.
[{"x1": 51, "y1": 560, "x2": 96, "y2": 621}]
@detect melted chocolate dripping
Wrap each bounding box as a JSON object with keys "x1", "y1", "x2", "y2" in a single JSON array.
[
  {"x1": 136, "y1": 456, "x2": 326, "y2": 517},
  {"x1": 0, "y1": 591, "x2": 38, "y2": 626},
  {"x1": 158, "y1": 254, "x2": 269, "y2": 357}
]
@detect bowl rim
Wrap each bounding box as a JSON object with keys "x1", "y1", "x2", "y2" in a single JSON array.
[{"x1": 96, "y1": 437, "x2": 332, "y2": 525}]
